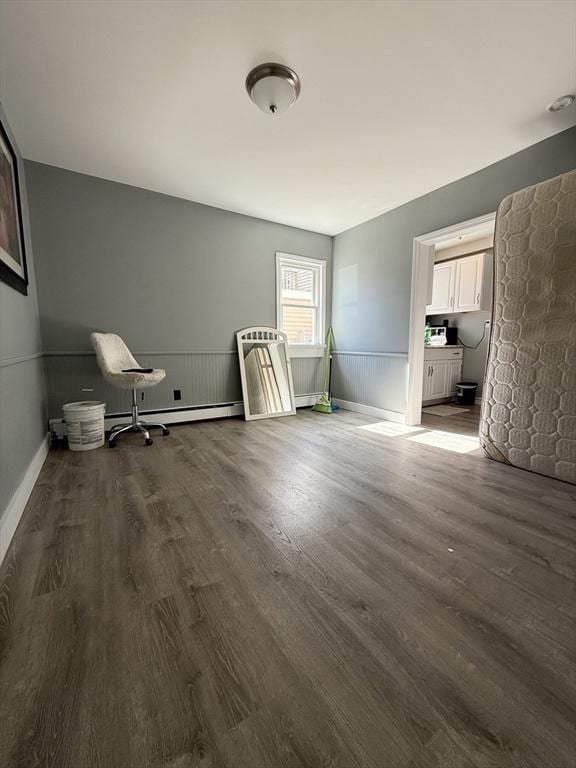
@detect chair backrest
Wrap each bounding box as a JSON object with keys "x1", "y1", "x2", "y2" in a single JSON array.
[{"x1": 91, "y1": 332, "x2": 140, "y2": 375}]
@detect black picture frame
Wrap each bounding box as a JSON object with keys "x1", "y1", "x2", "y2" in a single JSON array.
[{"x1": 0, "y1": 116, "x2": 28, "y2": 296}]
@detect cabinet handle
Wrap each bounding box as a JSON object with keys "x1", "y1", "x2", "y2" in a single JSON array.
[
  {"x1": 450, "y1": 296, "x2": 454, "y2": 307},
  {"x1": 476, "y1": 292, "x2": 480, "y2": 304}
]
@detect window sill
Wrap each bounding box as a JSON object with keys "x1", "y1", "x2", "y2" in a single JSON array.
[{"x1": 288, "y1": 345, "x2": 326, "y2": 358}]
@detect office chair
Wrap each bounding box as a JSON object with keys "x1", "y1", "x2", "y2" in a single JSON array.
[{"x1": 91, "y1": 332, "x2": 170, "y2": 447}]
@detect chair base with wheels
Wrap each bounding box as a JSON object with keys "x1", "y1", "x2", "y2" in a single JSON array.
[
  {"x1": 108, "y1": 388, "x2": 169, "y2": 447},
  {"x1": 91, "y1": 331, "x2": 171, "y2": 448}
]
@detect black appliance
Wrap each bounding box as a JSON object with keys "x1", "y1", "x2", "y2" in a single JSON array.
[{"x1": 442, "y1": 320, "x2": 458, "y2": 345}]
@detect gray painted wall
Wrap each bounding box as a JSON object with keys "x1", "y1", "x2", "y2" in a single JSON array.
[
  {"x1": 0, "y1": 104, "x2": 46, "y2": 521},
  {"x1": 20, "y1": 127, "x2": 576, "y2": 427},
  {"x1": 331, "y1": 127, "x2": 576, "y2": 413},
  {"x1": 25, "y1": 162, "x2": 332, "y2": 352},
  {"x1": 332, "y1": 127, "x2": 576, "y2": 355},
  {"x1": 24, "y1": 162, "x2": 332, "y2": 417}
]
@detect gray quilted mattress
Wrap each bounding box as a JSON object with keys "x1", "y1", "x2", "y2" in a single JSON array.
[{"x1": 480, "y1": 169, "x2": 576, "y2": 484}]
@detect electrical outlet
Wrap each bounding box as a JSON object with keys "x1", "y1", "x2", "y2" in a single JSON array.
[{"x1": 174, "y1": 389, "x2": 182, "y2": 401}]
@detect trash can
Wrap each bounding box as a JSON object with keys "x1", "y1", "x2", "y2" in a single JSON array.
[
  {"x1": 455, "y1": 382, "x2": 478, "y2": 406},
  {"x1": 62, "y1": 401, "x2": 106, "y2": 451}
]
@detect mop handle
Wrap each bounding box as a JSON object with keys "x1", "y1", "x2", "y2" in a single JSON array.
[{"x1": 323, "y1": 327, "x2": 334, "y2": 393}]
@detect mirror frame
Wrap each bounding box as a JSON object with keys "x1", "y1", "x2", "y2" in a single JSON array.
[{"x1": 236, "y1": 326, "x2": 297, "y2": 421}]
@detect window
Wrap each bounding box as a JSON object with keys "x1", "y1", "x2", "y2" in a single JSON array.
[{"x1": 276, "y1": 253, "x2": 326, "y2": 347}]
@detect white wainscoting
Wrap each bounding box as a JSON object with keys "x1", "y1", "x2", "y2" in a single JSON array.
[
  {"x1": 44, "y1": 351, "x2": 324, "y2": 419},
  {"x1": 332, "y1": 399, "x2": 407, "y2": 424},
  {"x1": 331, "y1": 351, "x2": 408, "y2": 420}
]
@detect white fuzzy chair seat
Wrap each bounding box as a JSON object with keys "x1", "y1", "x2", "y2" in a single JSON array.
[{"x1": 91, "y1": 332, "x2": 166, "y2": 390}]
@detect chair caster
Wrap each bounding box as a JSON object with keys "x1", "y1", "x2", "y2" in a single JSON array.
[
  {"x1": 108, "y1": 441, "x2": 117, "y2": 448},
  {"x1": 145, "y1": 438, "x2": 153, "y2": 446},
  {"x1": 162, "y1": 428, "x2": 170, "y2": 436}
]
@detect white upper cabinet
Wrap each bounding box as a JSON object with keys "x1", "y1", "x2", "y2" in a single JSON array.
[
  {"x1": 426, "y1": 261, "x2": 456, "y2": 314},
  {"x1": 427, "y1": 252, "x2": 489, "y2": 315},
  {"x1": 453, "y1": 253, "x2": 484, "y2": 312}
]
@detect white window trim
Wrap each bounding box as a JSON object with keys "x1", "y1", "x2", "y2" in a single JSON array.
[
  {"x1": 276, "y1": 252, "x2": 326, "y2": 357},
  {"x1": 287, "y1": 343, "x2": 326, "y2": 358}
]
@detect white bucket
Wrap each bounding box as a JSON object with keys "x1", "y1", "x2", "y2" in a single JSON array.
[{"x1": 62, "y1": 400, "x2": 106, "y2": 451}]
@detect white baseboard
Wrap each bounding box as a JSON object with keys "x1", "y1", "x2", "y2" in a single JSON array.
[
  {"x1": 0, "y1": 434, "x2": 50, "y2": 566},
  {"x1": 295, "y1": 394, "x2": 320, "y2": 407},
  {"x1": 332, "y1": 398, "x2": 406, "y2": 424},
  {"x1": 99, "y1": 394, "x2": 320, "y2": 430},
  {"x1": 104, "y1": 403, "x2": 244, "y2": 428}
]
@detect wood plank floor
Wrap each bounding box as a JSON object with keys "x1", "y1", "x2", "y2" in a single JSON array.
[
  {"x1": 1, "y1": 409, "x2": 575, "y2": 768},
  {"x1": 421, "y1": 403, "x2": 481, "y2": 437}
]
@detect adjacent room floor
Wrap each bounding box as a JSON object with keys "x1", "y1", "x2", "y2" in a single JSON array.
[
  {"x1": 421, "y1": 402, "x2": 481, "y2": 437},
  {"x1": 1, "y1": 410, "x2": 574, "y2": 768}
]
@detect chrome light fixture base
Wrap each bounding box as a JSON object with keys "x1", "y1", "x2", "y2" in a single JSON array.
[
  {"x1": 245, "y1": 62, "x2": 301, "y2": 116},
  {"x1": 546, "y1": 94, "x2": 575, "y2": 113}
]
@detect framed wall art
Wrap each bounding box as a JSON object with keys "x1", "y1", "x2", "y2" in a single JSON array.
[{"x1": 0, "y1": 115, "x2": 28, "y2": 295}]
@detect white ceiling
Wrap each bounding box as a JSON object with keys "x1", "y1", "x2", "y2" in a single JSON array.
[
  {"x1": 1, "y1": 0, "x2": 575, "y2": 235},
  {"x1": 436, "y1": 231, "x2": 493, "y2": 253}
]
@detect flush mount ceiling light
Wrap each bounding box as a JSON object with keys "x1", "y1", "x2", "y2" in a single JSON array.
[
  {"x1": 245, "y1": 63, "x2": 301, "y2": 116},
  {"x1": 546, "y1": 94, "x2": 575, "y2": 112}
]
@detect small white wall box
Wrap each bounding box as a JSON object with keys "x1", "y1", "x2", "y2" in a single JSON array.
[{"x1": 49, "y1": 418, "x2": 68, "y2": 441}]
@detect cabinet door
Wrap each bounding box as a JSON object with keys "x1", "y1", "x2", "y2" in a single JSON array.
[
  {"x1": 429, "y1": 361, "x2": 448, "y2": 398},
  {"x1": 426, "y1": 261, "x2": 456, "y2": 314},
  {"x1": 422, "y1": 364, "x2": 433, "y2": 399},
  {"x1": 447, "y1": 359, "x2": 462, "y2": 395},
  {"x1": 454, "y1": 254, "x2": 483, "y2": 312}
]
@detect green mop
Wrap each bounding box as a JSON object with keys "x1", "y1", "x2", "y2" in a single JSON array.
[{"x1": 312, "y1": 327, "x2": 335, "y2": 414}]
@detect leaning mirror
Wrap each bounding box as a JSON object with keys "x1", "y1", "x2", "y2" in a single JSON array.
[{"x1": 236, "y1": 327, "x2": 296, "y2": 421}]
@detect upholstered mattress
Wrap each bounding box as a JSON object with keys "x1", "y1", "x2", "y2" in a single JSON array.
[{"x1": 480, "y1": 170, "x2": 576, "y2": 484}]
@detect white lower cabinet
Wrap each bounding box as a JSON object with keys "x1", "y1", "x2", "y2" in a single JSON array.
[
  {"x1": 447, "y1": 359, "x2": 462, "y2": 395},
  {"x1": 423, "y1": 347, "x2": 463, "y2": 404},
  {"x1": 425, "y1": 360, "x2": 448, "y2": 399}
]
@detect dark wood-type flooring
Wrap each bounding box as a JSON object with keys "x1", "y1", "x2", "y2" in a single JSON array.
[{"x1": 1, "y1": 409, "x2": 575, "y2": 768}]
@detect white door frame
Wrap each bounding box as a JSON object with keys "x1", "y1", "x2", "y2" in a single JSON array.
[{"x1": 405, "y1": 212, "x2": 496, "y2": 425}]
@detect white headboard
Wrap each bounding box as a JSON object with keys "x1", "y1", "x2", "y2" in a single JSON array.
[{"x1": 236, "y1": 326, "x2": 288, "y2": 344}]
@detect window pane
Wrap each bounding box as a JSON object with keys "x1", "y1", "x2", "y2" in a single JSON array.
[
  {"x1": 281, "y1": 305, "x2": 316, "y2": 344},
  {"x1": 281, "y1": 267, "x2": 314, "y2": 306}
]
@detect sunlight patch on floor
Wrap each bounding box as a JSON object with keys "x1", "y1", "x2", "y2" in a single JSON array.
[
  {"x1": 357, "y1": 422, "x2": 422, "y2": 437},
  {"x1": 357, "y1": 420, "x2": 480, "y2": 454},
  {"x1": 406, "y1": 429, "x2": 479, "y2": 454}
]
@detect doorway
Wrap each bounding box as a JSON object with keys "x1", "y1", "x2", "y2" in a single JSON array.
[{"x1": 406, "y1": 213, "x2": 496, "y2": 426}]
